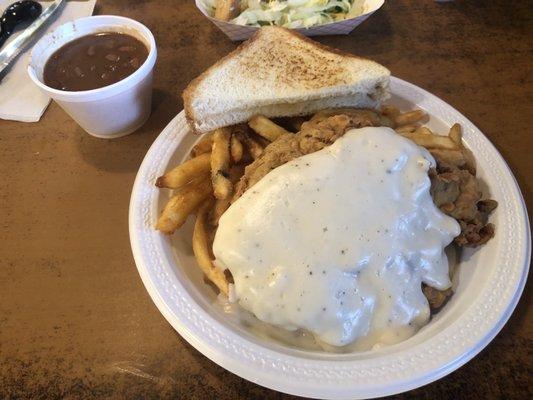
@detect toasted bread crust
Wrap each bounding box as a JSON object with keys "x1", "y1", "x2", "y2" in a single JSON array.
[
  {"x1": 183, "y1": 28, "x2": 267, "y2": 132},
  {"x1": 182, "y1": 27, "x2": 386, "y2": 133}
]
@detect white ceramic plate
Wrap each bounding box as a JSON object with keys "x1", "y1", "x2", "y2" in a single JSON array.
[{"x1": 129, "y1": 77, "x2": 530, "y2": 399}]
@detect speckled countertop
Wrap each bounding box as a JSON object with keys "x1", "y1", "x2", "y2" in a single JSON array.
[{"x1": 1, "y1": 0, "x2": 531, "y2": 398}]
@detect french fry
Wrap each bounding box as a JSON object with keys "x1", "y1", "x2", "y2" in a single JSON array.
[
  {"x1": 245, "y1": 137, "x2": 264, "y2": 159},
  {"x1": 190, "y1": 134, "x2": 213, "y2": 157},
  {"x1": 381, "y1": 105, "x2": 400, "y2": 122},
  {"x1": 414, "y1": 126, "x2": 433, "y2": 135},
  {"x1": 211, "y1": 127, "x2": 233, "y2": 200},
  {"x1": 211, "y1": 197, "x2": 231, "y2": 226},
  {"x1": 249, "y1": 115, "x2": 290, "y2": 141},
  {"x1": 449, "y1": 123, "x2": 462, "y2": 145},
  {"x1": 230, "y1": 133, "x2": 243, "y2": 163},
  {"x1": 156, "y1": 178, "x2": 212, "y2": 234},
  {"x1": 214, "y1": 0, "x2": 240, "y2": 21},
  {"x1": 395, "y1": 110, "x2": 426, "y2": 126},
  {"x1": 311, "y1": 108, "x2": 380, "y2": 122},
  {"x1": 395, "y1": 124, "x2": 418, "y2": 134},
  {"x1": 398, "y1": 131, "x2": 458, "y2": 150},
  {"x1": 239, "y1": 132, "x2": 264, "y2": 159},
  {"x1": 155, "y1": 153, "x2": 211, "y2": 189},
  {"x1": 193, "y1": 200, "x2": 229, "y2": 295},
  {"x1": 210, "y1": 165, "x2": 246, "y2": 225}
]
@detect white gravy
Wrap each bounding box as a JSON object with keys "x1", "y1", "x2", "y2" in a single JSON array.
[{"x1": 213, "y1": 127, "x2": 460, "y2": 348}]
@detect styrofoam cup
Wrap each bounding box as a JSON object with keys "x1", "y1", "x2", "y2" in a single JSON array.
[{"x1": 28, "y1": 16, "x2": 157, "y2": 139}]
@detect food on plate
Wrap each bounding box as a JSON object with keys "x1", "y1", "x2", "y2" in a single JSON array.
[
  {"x1": 215, "y1": 126, "x2": 462, "y2": 346},
  {"x1": 234, "y1": 110, "x2": 382, "y2": 196},
  {"x1": 44, "y1": 32, "x2": 148, "y2": 91},
  {"x1": 190, "y1": 134, "x2": 214, "y2": 157},
  {"x1": 155, "y1": 177, "x2": 212, "y2": 234},
  {"x1": 193, "y1": 200, "x2": 230, "y2": 295},
  {"x1": 230, "y1": 134, "x2": 244, "y2": 162},
  {"x1": 249, "y1": 115, "x2": 291, "y2": 141},
  {"x1": 183, "y1": 26, "x2": 389, "y2": 133},
  {"x1": 156, "y1": 152, "x2": 211, "y2": 189},
  {"x1": 204, "y1": 0, "x2": 367, "y2": 28},
  {"x1": 211, "y1": 128, "x2": 234, "y2": 199},
  {"x1": 237, "y1": 128, "x2": 264, "y2": 159},
  {"x1": 155, "y1": 27, "x2": 497, "y2": 349}
]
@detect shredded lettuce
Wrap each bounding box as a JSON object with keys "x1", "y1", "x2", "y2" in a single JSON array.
[{"x1": 202, "y1": 0, "x2": 366, "y2": 28}]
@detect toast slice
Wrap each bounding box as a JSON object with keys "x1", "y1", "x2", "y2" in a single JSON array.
[{"x1": 183, "y1": 26, "x2": 390, "y2": 133}]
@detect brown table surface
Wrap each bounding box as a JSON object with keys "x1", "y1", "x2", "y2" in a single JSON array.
[{"x1": 1, "y1": 0, "x2": 532, "y2": 398}]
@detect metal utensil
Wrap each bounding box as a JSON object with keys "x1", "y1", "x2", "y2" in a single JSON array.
[
  {"x1": 0, "y1": 1, "x2": 42, "y2": 48},
  {"x1": 0, "y1": 0, "x2": 65, "y2": 77}
]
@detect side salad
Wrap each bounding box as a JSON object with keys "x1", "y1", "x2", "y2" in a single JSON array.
[{"x1": 202, "y1": 0, "x2": 367, "y2": 29}]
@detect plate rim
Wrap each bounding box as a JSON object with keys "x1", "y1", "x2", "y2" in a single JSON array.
[{"x1": 129, "y1": 76, "x2": 531, "y2": 399}]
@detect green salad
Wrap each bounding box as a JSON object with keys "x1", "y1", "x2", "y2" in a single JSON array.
[{"x1": 203, "y1": 0, "x2": 367, "y2": 29}]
